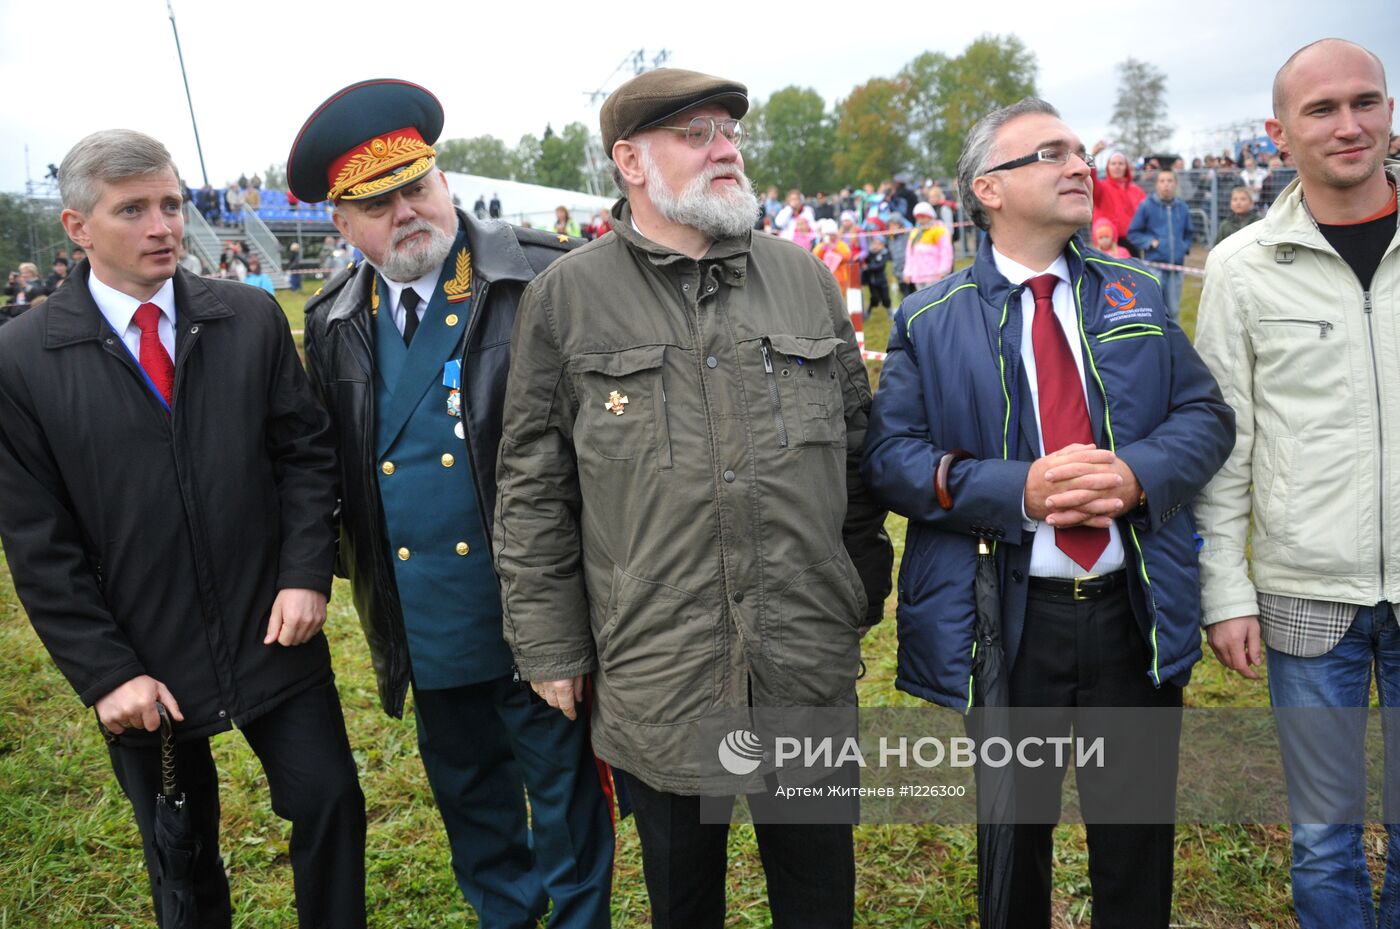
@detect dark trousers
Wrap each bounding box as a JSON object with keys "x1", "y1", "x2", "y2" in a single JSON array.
[
  {"x1": 1007, "y1": 582, "x2": 1182, "y2": 929},
  {"x1": 618, "y1": 769, "x2": 854, "y2": 929},
  {"x1": 867, "y1": 280, "x2": 891, "y2": 314},
  {"x1": 107, "y1": 679, "x2": 366, "y2": 929},
  {"x1": 413, "y1": 676, "x2": 614, "y2": 929}
]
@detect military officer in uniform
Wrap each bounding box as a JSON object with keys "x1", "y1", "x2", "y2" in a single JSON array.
[{"x1": 292, "y1": 79, "x2": 614, "y2": 929}]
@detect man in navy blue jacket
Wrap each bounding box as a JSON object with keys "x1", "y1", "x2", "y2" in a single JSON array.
[
  {"x1": 862, "y1": 98, "x2": 1233, "y2": 929},
  {"x1": 1127, "y1": 169, "x2": 1195, "y2": 320}
]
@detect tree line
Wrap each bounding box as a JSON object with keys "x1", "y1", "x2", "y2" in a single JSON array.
[
  {"x1": 408, "y1": 37, "x2": 1171, "y2": 198},
  {"x1": 1, "y1": 39, "x2": 1174, "y2": 274},
  {"x1": 421, "y1": 35, "x2": 1044, "y2": 196}
]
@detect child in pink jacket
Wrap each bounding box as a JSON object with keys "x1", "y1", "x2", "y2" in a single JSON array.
[{"x1": 904, "y1": 201, "x2": 953, "y2": 290}]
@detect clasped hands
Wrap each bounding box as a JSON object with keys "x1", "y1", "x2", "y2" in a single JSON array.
[{"x1": 1024, "y1": 443, "x2": 1141, "y2": 528}]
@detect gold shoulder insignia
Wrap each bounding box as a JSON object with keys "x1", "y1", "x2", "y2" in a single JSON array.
[
  {"x1": 370, "y1": 279, "x2": 379, "y2": 314},
  {"x1": 314, "y1": 287, "x2": 323, "y2": 296},
  {"x1": 444, "y1": 248, "x2": 473, "y2": 304},
  {"x1": 557, "y1": 234, "x2": 569, "y2": 244}
]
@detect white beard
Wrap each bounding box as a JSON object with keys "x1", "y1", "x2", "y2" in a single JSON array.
[
  {"x1": 642, "y1": 147, "x2": 759, "y2": 241},
  {"x1": 374, "y1": 217, "x2": 455, "y2": 282}
]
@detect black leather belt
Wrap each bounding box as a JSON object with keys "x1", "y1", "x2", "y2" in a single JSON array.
[{"x1": 1027, "y1": 571, "x2": 1127, "y2": 601}]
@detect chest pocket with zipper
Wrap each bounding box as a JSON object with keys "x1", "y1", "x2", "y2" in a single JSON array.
[
  {"x1": 569, "y1": 345, "x2": 673, "y2": 466},
  {"x1": 760, "y1": 334, "x2": 845, "y2": 447}
]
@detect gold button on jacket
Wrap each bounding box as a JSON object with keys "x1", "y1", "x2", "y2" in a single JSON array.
[
  {"x1": 397, "y1": 547, "x2": 410, "y2": 561},
  {"x1": 441, "y1": 453, "x2": 455, "y2": 468},
  {"x1": 455, "y1": 542, "x2": 470, "y2": 556},
  {"x1": 381, "y1": 461, "x2": 395, "y2": 475}
]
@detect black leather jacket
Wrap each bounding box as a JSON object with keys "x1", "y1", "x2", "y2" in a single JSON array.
[{"x1": 304, "y1": 209, "x2": 578, "y2": 716}]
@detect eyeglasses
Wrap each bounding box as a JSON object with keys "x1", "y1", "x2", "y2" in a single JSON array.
[
  {"x1": 654, "y1": 116, "x2": 747, "y2": 150},
  {"x1": 985, "y1": 147, "x2": 1095, "y2": 173}
]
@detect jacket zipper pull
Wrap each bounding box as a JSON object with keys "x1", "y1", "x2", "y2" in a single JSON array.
[
  {"x1": 1319, "y1": 321, "x2": 1334, "y2": 339},
  {"x1": 760, "y1": 338, "x2": 788, "y2": 447}
]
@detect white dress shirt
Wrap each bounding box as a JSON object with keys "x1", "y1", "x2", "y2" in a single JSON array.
[
  {"x1": 89, "y1": 272, "x2": 176, "y2": 362},
  {"x1": 382, "y1": 264, "x2": 444, "y2": 336},
  {"x1": 991, "y1": 246, "x2": 1125, "y2": 578}
]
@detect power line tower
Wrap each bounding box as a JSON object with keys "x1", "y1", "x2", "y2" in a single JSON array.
[
  {"x1": 580, "y1": 49, "x2": 671, "y2": 196},
  {"x1": 21, "y1": 144, "x2": 63, "y2": 264}
]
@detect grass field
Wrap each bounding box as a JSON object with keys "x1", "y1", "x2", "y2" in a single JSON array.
[{"x1": 0, "y1": 259, "x2": 1364, "y2": 928}]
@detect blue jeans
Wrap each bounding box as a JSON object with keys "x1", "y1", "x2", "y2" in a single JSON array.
[
  {"x1": 1268, "y1": 603, "x2": 1400, "y2": 929},
  {"x1": 1159, "y1": 269, "x2": 1184, "y2": 322}
]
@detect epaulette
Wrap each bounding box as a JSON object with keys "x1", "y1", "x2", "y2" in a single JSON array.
[{"x1": 514, "y1": 225, "x2": 587, "y2": 253}]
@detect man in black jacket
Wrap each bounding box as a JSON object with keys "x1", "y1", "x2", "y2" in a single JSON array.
[
  {"x1": 294, "y1": 80, "x2": 613, "y2": 929},
  {"x1": 0, "y1": 129, "x2": 365, "y2": 928}
]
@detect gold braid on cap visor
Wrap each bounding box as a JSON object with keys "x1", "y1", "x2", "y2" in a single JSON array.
[{"x1": 329, "y1": 135, "x2": 438, "y2": 202}]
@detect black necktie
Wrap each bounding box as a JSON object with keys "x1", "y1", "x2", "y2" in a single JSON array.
[{"x1": 400, "y1": 288, "x2": 421, "y2": 346}]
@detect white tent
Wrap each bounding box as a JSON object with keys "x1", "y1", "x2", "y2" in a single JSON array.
[{"x1": 442, "y1": 172, "x2": 616, "y2": 228}]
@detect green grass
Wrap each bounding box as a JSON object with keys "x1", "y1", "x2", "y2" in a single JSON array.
[{"x1": 0, "y1": 261, "x2": 1350, "y2": 929}]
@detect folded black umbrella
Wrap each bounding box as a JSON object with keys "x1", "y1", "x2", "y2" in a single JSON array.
[
  {"x1": 152, "y1": 702, "x2": 200, "y2": 929},
  {"x1": 938, "y1": 450, "x2": 1014, "y2": 929}
]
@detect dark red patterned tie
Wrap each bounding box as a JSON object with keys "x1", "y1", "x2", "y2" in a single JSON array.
[
  {"x1": 133, "y1": 303, "x2": 174, "y2": 408},
  {"x1": 1027, "y1": 274, "x2": 1108, "y2": 571}
]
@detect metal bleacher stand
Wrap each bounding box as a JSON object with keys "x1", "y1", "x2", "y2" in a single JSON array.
[
  {"x1": 183, "y1": 190, "x2": 339, "y2": 289},
  {"x1": 240, "y1": 207, "x2": 288, "y2": 289},
  {"x1": 182, "y1": 202, "x2": 223, "y2": 278}
]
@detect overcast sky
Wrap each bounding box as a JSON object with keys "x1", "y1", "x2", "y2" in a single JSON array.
[{"x1": 2, "y1": 0, "x2": 1396, "y2": 196}]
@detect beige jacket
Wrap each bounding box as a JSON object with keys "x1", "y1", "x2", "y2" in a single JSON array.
[{"x1": 1194, "y1": 164, "x2": 1400, "y2": 634}]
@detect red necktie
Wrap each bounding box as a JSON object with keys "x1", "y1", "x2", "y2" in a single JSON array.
[
  {"x1": 133, "y1": 303, "x2": 175, "y2": 408},
  {"x1": 1027, "y1": 274, "x2": 1108, "y2": 571}
]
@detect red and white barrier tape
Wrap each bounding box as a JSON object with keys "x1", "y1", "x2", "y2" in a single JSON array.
[{"x1": 1139, "y1": 260, "x2": 1205, "y2": 277}]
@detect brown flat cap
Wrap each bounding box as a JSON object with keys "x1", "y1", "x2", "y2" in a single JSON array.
[{"x1": 601, "y1": 68, "x2": 748, "y2": 155}]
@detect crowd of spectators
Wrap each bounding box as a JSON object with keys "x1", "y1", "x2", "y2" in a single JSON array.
[
  {"x1": 190, "y1": 173, "x2": 291, "y2": 227},
  {"x1": 12, "y1": 130, "x2": 1395, "y2": 320},
  {"x1": 2, "y1": 252, "x2": 78, "y2": 323},
  {"x1": 748, "y1": 129, "x2": 1400, "y2": 320},
  {"x1": 756, "y1": 172, "x2": 973, "y2": 314}
]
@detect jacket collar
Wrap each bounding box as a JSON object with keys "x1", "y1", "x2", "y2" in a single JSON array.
[
  {"x1": 326, "y1": 207, "x2": 535, "y2": 324},
  {"x1": 968, "y1": 231, "x2": 1088, "y2": 313},
  {"x1": 1256, "y1": 161, "x2": 1400, "y2": 251},
  {"x1": 458, "y1": 207, "x2": 536, "y2": 284},
  {"x1": 42, "y1": 263, "x2": 235, "y2": 349},
  {"x1": 609, "y1": 198, "x2": 750, "y2": 283}
]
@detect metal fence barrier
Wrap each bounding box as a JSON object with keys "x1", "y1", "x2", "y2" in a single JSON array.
[{"x1": 1133, "y1": 167, "x2": 1297, "y2": 245}]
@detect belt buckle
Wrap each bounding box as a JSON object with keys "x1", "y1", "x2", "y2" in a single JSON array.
[{"x1": 1072, "y1": 574, "x2": 1101, "y2": 601}]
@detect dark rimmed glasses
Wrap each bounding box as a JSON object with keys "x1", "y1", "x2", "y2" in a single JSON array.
[
  {"x1": 654, "y1": 116, "x2": 747, "y2": 150},
  {"x1": 985, "y1": 147, "x2": 1095, "y2": 173}
]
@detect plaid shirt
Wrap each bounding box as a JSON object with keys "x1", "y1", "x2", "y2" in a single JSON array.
[{"x1": 1257, "y1": 593, "x2": 1360, "y2": 658}]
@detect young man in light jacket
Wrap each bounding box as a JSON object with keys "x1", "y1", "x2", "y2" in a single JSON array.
[{"x1": 1193, "y1": 38, "x2": 1399, "y2": 929}]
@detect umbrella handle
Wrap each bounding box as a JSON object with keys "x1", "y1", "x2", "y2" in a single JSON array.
[
  {"x1": 156, "y1": 702, "x2": 178, "y2": 797},
  {"x1": 935, "y1": 449, "x2": 975, "y2": 510},
  {"x1": 937, "y1": 450, "x2": 992, "y2": 555}
]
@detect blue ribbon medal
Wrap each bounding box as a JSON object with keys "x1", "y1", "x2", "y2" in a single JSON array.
[{"x1": 444, "y1": 360, "x2": 462, "y2": 419}]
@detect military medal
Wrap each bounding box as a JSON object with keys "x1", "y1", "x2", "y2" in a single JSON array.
[
  {"x1": 605, "y1": 390, "x2": 629, "y2": 415},
  {"x1": 444, "y1": 360, "x2": 463, "y2": 434}
]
